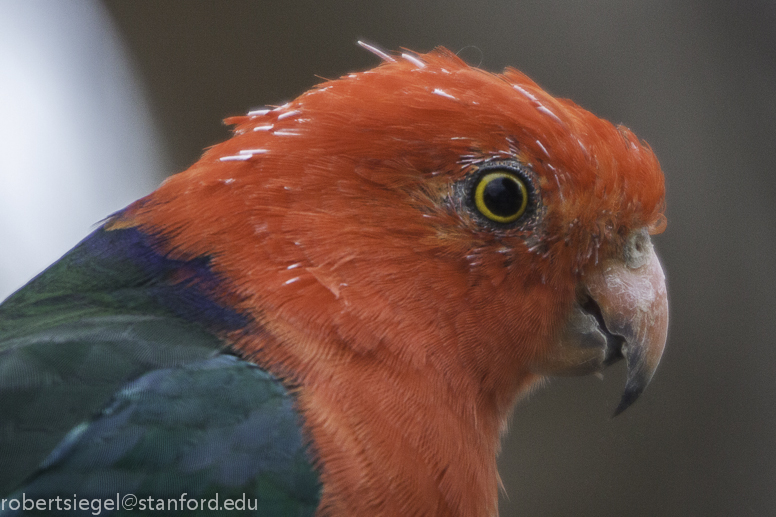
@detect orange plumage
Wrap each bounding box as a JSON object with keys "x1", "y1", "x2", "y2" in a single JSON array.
[{"x1": 110, "y1": 47, "x2": 667, "y2": 516}]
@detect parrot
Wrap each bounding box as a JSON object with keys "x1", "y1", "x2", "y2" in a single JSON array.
[{"x1": 0, "y1": 44, "x2": 668, "y2": 516}]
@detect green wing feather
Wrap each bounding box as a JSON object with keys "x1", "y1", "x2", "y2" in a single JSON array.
[{"x1": 0, "y1": 225, "x2": 320, "y2": 515}]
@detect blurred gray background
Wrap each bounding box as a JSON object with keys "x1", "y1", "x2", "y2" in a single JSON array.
[{"x1": 1, "y1": 1, "x2": 774, "y2": 515}]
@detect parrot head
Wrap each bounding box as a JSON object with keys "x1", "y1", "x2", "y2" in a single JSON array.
[{"x1": 115, "y1": 45, "x2": 668, "y2": 515}]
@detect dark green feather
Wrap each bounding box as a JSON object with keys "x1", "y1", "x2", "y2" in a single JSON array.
[{"x1": 0, "y1": 225, "x2": 320, "y2": 515}]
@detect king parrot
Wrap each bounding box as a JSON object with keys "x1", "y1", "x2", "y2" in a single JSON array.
[{"x1": 0, "y1": 45, "x2": 668, "y2": 516}]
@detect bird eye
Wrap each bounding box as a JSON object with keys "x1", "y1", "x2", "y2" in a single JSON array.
[{"x1": 473, "y1": 169, "x2": 529, "y2": 224}]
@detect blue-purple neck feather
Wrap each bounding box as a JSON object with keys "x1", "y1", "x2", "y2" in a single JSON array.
[{"x1": 1, "y1": 222, "x2": 249, "y2": 338}]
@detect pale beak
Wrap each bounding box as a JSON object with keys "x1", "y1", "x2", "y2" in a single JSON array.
[{"x1": 535, "y1": 229, "x2": 669, "y2": 415}]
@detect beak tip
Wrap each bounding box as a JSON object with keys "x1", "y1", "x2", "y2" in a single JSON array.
[{"x1": 611, "y1": 384, "x2": 644, "y2": 417}]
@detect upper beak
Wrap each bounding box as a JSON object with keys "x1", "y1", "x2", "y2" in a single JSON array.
[{"x1": 535, "y1": 229, "x2": 668, "y2": 415}]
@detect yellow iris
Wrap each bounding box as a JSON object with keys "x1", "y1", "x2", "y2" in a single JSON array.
[{"x1": 473, "y1": 171, "x2": 529, "y2": 223}]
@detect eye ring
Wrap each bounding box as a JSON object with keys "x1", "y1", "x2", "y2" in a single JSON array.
[{"x1": 473, "y1": 169, "x2": 530, "y2": 223}]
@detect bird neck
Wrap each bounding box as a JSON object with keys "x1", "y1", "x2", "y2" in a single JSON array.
[{"x1": 231, "y1": 318, "x2": 537, "y2": 517}]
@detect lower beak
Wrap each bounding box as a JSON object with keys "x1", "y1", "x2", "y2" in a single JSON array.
[{"x1": 535, "y1": 229, "x2": 669, "y2": 415}]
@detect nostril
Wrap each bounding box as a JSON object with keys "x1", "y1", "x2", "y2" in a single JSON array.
[{"x1": 624, "y1": 229, "x2": 652, "y2": 268}]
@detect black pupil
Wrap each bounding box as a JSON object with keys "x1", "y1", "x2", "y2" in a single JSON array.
[{"x1": 483, "y1": 176, "x2": 523, "y2": 217}]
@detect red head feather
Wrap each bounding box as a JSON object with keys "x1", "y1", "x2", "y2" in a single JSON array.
[{"x1": 112, "y1": 47, "x2": 666, "y2": 516}]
